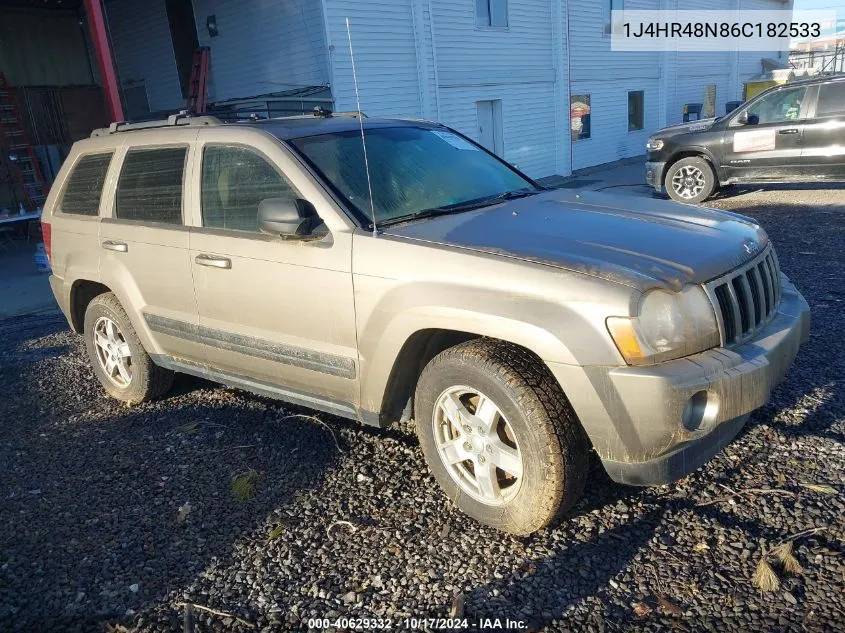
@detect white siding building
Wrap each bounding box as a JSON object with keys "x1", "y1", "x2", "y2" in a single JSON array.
[{"x1": 103, "y1": 0, "x2": 792, "y2": 179}]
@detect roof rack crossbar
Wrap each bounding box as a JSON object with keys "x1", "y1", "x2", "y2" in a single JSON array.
[
  {"x1": 329, "y1": 110, "x2": 367, "y2": 118},
  {"x1": 91, "y1": 111, "x2": 222, "y2": 137}
]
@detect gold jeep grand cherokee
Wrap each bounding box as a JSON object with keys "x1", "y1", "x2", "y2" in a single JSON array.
[{"x1": 43, "y1": 112, "x2": 810, "y2": 535}]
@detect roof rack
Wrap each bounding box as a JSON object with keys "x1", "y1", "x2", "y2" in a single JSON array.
[
  {"x1": 91, "y1": 111, "x2": 222, "y2": 137},
  {"x1": 237, "y1": 109, "x2": 366, "y2": 123},
  {"x1": 309, "y1": 106, "x2": 366, "y2": 119}
]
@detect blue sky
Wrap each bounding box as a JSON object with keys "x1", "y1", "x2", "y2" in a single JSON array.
[
  {"x1": 793, "y1": 0, "x2": 843, "y2": 41},
  {"x1": 792, "y1": 0, "x2": 842, "y2": 13},
  {"x1": 793, "y1": 0, "x2": 845, "y2": 14}
]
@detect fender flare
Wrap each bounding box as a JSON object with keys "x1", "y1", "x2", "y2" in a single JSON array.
[{"x1": 664, "y1": 147, "x2": 724, "y2": 183}]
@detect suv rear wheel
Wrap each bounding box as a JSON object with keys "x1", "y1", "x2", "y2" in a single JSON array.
[
  {"x1": 414, "y1": 339, "x2": 589, "y2": 535},
  {"x1": 665, "y1": 156, "x2": 716, "y2": 204},
  {"x1": 83, "y1": 292, "x2": 174, "y2": 404}
]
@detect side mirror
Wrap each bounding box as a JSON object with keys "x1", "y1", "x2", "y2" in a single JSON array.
[{"x1": 258, "y1": 198, "x2": 320, "y2": 238}]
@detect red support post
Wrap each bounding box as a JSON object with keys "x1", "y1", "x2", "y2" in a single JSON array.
[{"x1": 84, "y1": 0, "x2": 124, "y2": 122}]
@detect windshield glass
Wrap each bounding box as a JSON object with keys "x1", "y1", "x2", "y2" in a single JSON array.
[{"x1": 288, "y1": 126, "x2": 537, "y2": 226}]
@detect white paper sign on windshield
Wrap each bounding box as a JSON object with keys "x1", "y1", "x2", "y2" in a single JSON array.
[{"x1": 430, "y1": 130, "x2": 481, "y2": 151}]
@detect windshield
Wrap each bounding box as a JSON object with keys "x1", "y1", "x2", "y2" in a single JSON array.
[{"x1": 288, "y1": 126, "x2": 537, "y2": 226}]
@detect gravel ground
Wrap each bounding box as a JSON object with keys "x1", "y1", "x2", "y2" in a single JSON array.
[{"x1": 1, "y1": 185, "x2": 843, "y2": 633}]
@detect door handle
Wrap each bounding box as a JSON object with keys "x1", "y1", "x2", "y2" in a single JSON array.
[
  {"x1": 101, "y1": 240, "x2": 128, "y2": 252},
  {"x1": 195, "y1": 254, "x2": 231, "y2": 269},
  {"x1": 778, "y1": 128, "x2": 799, "y2": 135}
]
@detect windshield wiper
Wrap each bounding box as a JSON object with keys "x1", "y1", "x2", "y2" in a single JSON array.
[{"x1": 377, "y1": 189, "x2": 541, "y2": 228}]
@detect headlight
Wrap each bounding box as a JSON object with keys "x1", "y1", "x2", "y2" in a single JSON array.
[
  {"x1": 646, "y1": 138, "x2": 664, "y2": 151},
  {"x1": 606, "y1": 286, "x2": 720, "y2": 366}
]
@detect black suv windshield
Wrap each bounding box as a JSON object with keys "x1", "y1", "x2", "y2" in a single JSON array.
[{"x1": 288, "y1": 126, "x2": 538, "y2": 227}]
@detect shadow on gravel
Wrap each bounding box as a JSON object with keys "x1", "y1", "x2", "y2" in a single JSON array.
[
  {"x1": 0, "y1": 320, "x2": 343, "y2": 632},
  {"x1": 708, "y1": 202, "x2": 845, "y2": 447},
  {"x1": 466, "y1": 509, "x2": 666, "y2": 629},
  {"x1": 467, "y1": 496, "x2": 841, "y2": 630},
  {"x1": 709, "y1": 182, "x2": 845, "y2": 202}
]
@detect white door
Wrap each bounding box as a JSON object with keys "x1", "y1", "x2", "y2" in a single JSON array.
[{"x1": 476, "y1": 100, "x2": 503, "y2": 155}]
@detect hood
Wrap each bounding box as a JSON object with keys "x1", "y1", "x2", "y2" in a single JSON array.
[
  {"x1": 382, "y1": 189, "x2": 768, "y2": 292},
  {"x1": 652, "y1": 117, "x2": 718, "y2": 138}
]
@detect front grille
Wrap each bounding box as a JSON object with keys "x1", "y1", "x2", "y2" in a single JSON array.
[{"x1": 705, "y1": 246, "x2": 781, "y2": 346}]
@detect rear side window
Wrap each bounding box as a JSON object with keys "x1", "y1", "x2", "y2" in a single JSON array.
[
  {"x1": 817, "y1": 83, "x2": 845, "y2": 118},
  {"x1": 115, "y1": 147, "x2": 187, "y2": 224},
  {"x1": 200, "y1": 145, "x2": 298, "y2": 232},
  {"x1": 59, "y1": 152, "x2": 113, "y2": 215}
]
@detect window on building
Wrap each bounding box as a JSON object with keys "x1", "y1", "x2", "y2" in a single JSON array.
[
  {"x1": 628, "y1": 90, "x2": 644, "y2": 131},
  {"x1": 817, "y1": 83, "x2": 845, "y2": 117},
  {"x1": 606, "y1": 0, "x2": 624, "y2": 34},
  {"x1": 201, "y1": 145, "x2": 298, "y2": 232},
  {"x1": 115, "y1": 147, "x2": 187, "y2": 225},
  {"x1": 476, "y1": 0, "x2": 507, "y2": 27},
  {"x1": 570, "y1": 95, "x2": 591, "y2": 141},
  {"x1": 59, "y1": 152, "x2": 113, "y2": 215}
]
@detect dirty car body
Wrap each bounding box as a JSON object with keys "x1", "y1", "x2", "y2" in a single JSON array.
[
  {"x1": 44, "y1": 113, "x2": 810, "y2": 534},
  {"x1": 376, "y1": 188, "x2": 810, "y2": 484}
]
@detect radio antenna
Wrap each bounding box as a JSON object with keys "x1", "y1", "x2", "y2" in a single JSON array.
[{"x1": 345, "y1": 17, "x2": 377, "y2": 237}]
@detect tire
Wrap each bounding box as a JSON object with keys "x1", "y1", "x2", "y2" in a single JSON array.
[
  {"x1": 664, "y1": 156, "x2": 717, "y2": 204},
  {"x1": 414, "y1": 339, "x2": 589, "y2": 535},
  {"x1": 83, "y1": 292, "x2": 174, "y2": 404}
]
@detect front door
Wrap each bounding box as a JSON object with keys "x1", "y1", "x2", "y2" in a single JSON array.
[
  {"x1": 187, "y1": 133, "x2": 358, "y2": 407},
  {"x1": 801, "y1": 82, "x2": 845, "y2": 180},
  {"x1": 721, "y1": 85, "x2": 810, "y2": 182}
]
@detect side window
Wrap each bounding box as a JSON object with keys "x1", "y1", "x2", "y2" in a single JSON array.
[
  {"x1": 59, "y1": 152, "x2": 113, "y2": 215},
  {"x1": 817, "y1": 83, "x2": 845, "y2": 117},
  {"x1": 751, "y1": 87, "x2": 807, "y2": 125},
  {"x1": 200, "y1": 145, "x2": 298, "y2": 232},
  {"x1": 115, "y1": 147, "x2": 187, "y2": 224}
]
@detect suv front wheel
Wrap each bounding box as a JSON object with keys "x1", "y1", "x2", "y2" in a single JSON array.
[
  {"x1": 83, "y1": 292, "x2": 174, "y2": 404},
  {"x1": 414, "y1": 339, "x2": 589, "y2": 535},
  {"x1": 665, "y1": 156, "x2": 717, "y2": 204}
]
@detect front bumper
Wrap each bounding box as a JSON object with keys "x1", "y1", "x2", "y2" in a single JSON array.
[
  {"x1": 645, "y1": 160, "x2": 666, "y2": 194},
  {"x1": 549, "y1": 276, "x2": 810, "y2": 486}
]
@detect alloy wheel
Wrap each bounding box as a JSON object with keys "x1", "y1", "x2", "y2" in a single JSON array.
[
  {"x1": 93, "y1": 316, "x2": 133, "y2": 387},
  {"x1": 431, "y1": 386, "x2": 524, "y2": 505},
  {"x1": 671, "y1": 165, "x2": 706, "y2": 200}
]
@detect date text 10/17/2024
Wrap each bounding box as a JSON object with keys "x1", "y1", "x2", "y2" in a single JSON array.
[{"x1": 307, "y1": 617, "x2": 529, "y2": 630}]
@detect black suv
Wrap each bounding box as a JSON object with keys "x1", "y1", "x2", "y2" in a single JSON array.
[{"x1": 646, "y1": 74, "x2": 845, "y2": 203}]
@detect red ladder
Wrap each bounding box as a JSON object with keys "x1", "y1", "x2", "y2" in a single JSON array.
[
  {"x1": 0, "y1": 73, "x2": 47, "y2": 210},
  {"x1": 186, "y1": 47, "x2": 211, "y2": 114}
]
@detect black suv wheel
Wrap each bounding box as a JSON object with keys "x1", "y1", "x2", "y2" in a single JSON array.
[{"x1": 665, "y1": 156, "x2": 716, "y2": 204}]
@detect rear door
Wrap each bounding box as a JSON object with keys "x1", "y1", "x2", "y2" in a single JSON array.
[
  {"x1": 721, "y1": 85, "x2": 810, "y2": 182},
  {"x1": 186, "y1": 128, "x2": 358, "y2": 408},
  {"x1": 801, "y1": 82, "x2": 845, "y2": 181},
  {"x1": 99, "y1": 132, "x2": 205, "y2": 363}
]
